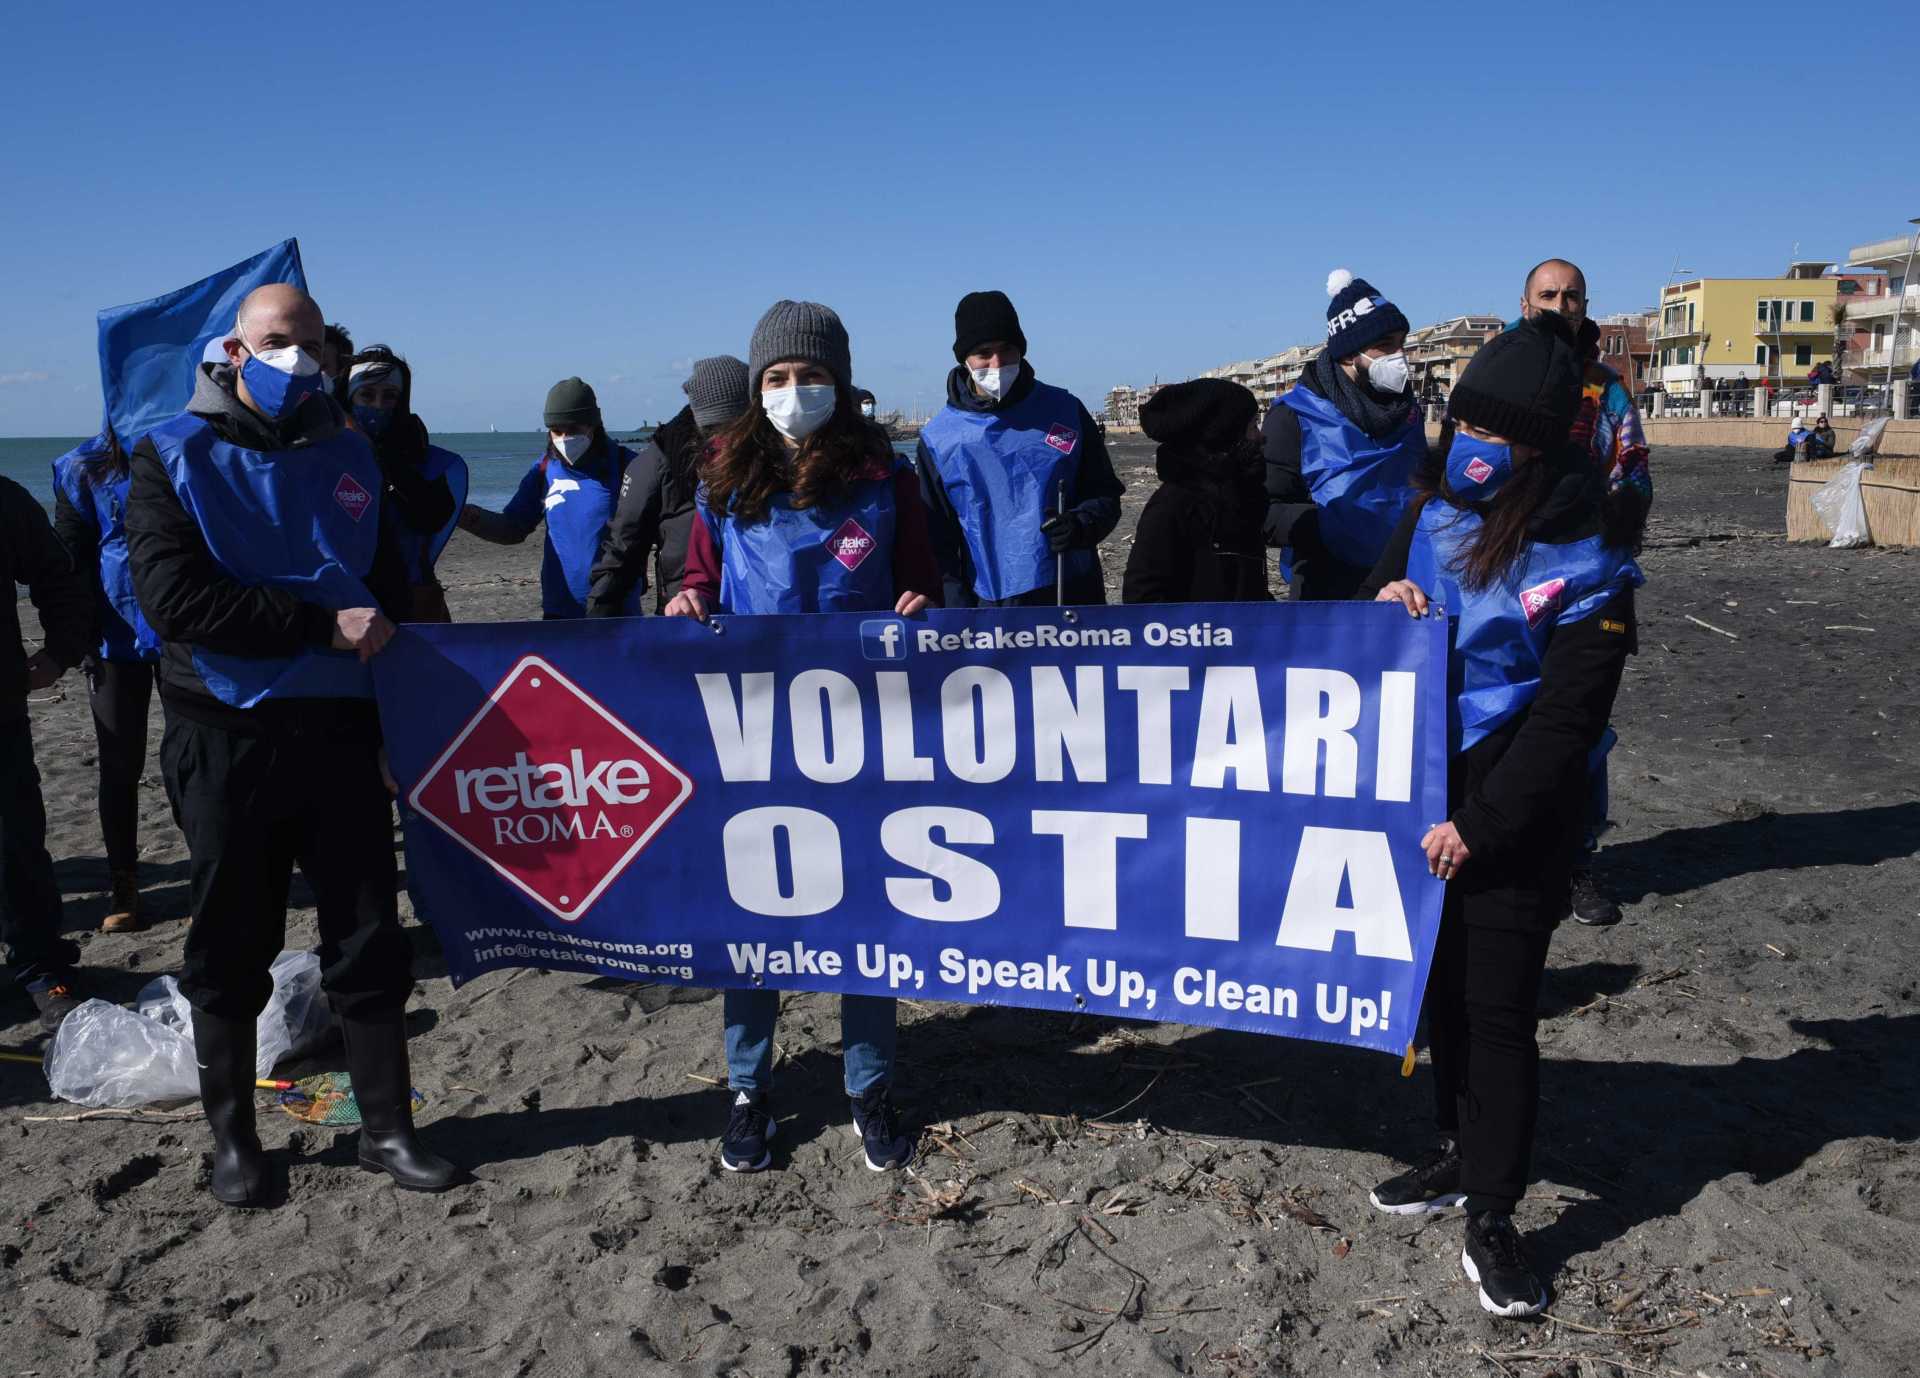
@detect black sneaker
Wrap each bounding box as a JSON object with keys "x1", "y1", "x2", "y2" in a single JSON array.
[
  {"x1": 1567, "y1": 867, "x2": 1621, "y2": 926},
  {"x1": 849, "y1": 1087, "x2": 913, "y2": 1172},
  {"x1": 719, "y1": 1090, "x2": 775, "y2": 1173},
  {"x1": 1462, "y1": 1210, "x2": 1549, "y2": 1317},
  {"x1": 25, "y1": 977, "x2": 80, "y2": 1033},
  {"x1": 1369, "y1": 1140, "x2": 1466, "y2": 1214}
]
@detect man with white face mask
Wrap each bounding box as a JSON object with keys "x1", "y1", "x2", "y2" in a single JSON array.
[
  {"x1": 1263, "y1": 269, "x2": 1425, "y2": 601},
  {"x1": 458, "y1": 377, "x2": 640, "y2": 618},
  {"x1": 917, "y1": 290, "x2": 1123, "y2": 607},
  {"x1": 124, "y1": 282, "x2": 464, "y2": 1205}
]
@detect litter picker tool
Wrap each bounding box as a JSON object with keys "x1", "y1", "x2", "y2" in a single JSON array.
[{"x1": 2, "y1": 1047, "x2": 293, "y2": 1092}]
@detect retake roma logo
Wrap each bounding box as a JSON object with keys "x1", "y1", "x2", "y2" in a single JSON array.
[
  {"x1": 1462, "y1": 457, "x2": 1495, "y2": 485},
  {"x1": 333, "y1": 472, "x2": 372, "y2": 521},
  {"x1": 408, "y1": 656, "x2": 693, "y2": 922},
  {"x1": 827, "y1": 517, "x2": 876, "y2": 571},
  {"x1": 1045, "y1": 424, "x2": 1078, "y2": 454},
  {"x1": 1519, "y1": 578, "x2": 1567, "y2": 629}
]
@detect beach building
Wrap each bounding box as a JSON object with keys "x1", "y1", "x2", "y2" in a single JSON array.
[
  {"x1": 1405, "y1": 315, "x2": 1502, "y2": 401},
  {"x1": 1596, "y1": 312, "x2": 1655, "y2": 391},
  {"x1": 1654, "y1": 264, "x2": 1854, "y2": 394},
  {"x1": 1840, "y1": 229, "x2": 1919, "y2": 380},
  {"x1": 1104, "y1": 383, "x2": 1161, "y2": 428}
]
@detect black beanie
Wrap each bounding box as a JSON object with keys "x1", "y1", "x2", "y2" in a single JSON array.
[
  {"x1": 952, "y1": 290, "x2": 1027, "y2": 362},
  {"x1": 1449, "y1": 313, "x2": 1582, "y2": 450},
  {"x1": 543, "y1": 376, "x2": 600, "y2": 428},
  {"x1": 1140, "y1": 379, "x2": 1259, "y2": 454},
  {"x1": 1323, "y1": 269, "x2": 1410, "y2": 362}
]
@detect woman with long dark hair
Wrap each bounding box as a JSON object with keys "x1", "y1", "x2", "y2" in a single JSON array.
[
  {"x1": 52, "y1": 431, "x2": 162, "y2": 932},
  {"x1": 1359, "y1": 313, "x2": 1643, "y2": 1318},
  {"x1": 666, "y1": 300, "x2": 939, "y2": 1175}
]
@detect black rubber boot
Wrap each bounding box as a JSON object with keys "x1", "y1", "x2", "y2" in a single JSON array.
[
  {"x1": 190, "y1": 1008, "x2": 272, "y2": 1207},
  {"x1": 339, "y1": 1016, "x2": 466, "y2": 1191}
]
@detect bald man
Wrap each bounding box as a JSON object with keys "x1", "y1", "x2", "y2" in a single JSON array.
[
  {"x1": 1519, "y1": 259, "x2": 1651, "y2": 927},
  {"x1": 125, "y1": 283, "x2": 462, "y2": 1206}
]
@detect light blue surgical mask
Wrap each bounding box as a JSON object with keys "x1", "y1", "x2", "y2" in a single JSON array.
[{"x1": 1446, "y1": 433, "x2": 1514, "y2": 499}]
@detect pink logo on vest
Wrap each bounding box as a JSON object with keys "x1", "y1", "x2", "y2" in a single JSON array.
[
  {"x1": 1045, "y1": 424, "x2": 1078, "y2": 454},
  {"x1": 1519, "y1": 577, "x2": 1566, "y2": 628},
  {"x1": 827, "y1": 517, "x2": 877, "y2": 571},
  {"x1": 333, "y1": 472, "x2": 373, "y2": 522},
  {"x1": 1462, "y1": 457, "x2": 1495, "y2": 484}
]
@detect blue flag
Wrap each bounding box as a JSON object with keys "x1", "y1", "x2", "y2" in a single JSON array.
[
  {"x1": 96, "y1": 239, "x2": 307, "y2": 451},
  {"x1": 374, "y1": 603, "x2": 1451, "y2": 1056}
]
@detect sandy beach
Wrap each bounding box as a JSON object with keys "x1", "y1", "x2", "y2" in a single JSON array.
[{"x1": 3, "y1": 439, "x2": 1916, "y2": 1377}]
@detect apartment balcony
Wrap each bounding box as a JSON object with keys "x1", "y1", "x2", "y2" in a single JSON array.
[
  {"x1": 1833, "y1": 289, "x2": 1920, "y2": 323},
  {"x1": 1847, "y1": 234, "x2": 1920, "y2": 269},
  {"x1": 1655, "y1": 321, "x2": 1699, "y2": 340},
  {"x1": 1752, "y1": 319, "x2": 1831, "y2": 336},
  {"x1": 1851, "y1": 342, "x2": 1920, "y2": 372}
]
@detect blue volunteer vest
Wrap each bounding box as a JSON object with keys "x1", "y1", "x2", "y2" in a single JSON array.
[
  {"x1": 1407, "y1": 498, "x2": 1643, "y2": 753},
  {"x1": 393, "y1": 444, "x2": 469, "y2": 586},
  {"x1": 920, "y1": 382, "x2": 1092, "y2": 601},
  {"x1": 145, "y1": 412, "x2": 384, "y2": 707},
  {"x1": 705, "y1": 468, "x2": 900, "y2": 615},
  {"x1": 535, "y1": 444, "x2": 635, "y2": 618},
  {"x1": 52, "y1": 437, "x2": 161, "y2": 662},
  {"x1": 1277, "y1": 385, "x2": 1424, "y2": 574}
]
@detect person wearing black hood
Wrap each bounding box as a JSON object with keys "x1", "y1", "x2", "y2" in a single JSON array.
[
  {"x1": 341, "y1": 346, "x2": 465, "y2": 622},
  {"x1": 917, "y1": 291, "x2": 1124, "y2": 607},
  {"x1": 1358, "y1": 312, "x2": 1643, "y2": 1319},
  {"x1": 587, "y1": 355, "x2": 749, "y2": 617},
  {"x1": 458, "y1": 378, "x2": 640, "y2": 619},
  {"x1": 1122, "y1": 380, "x2": 1271, "y2": 604},
  {"x1": 1264, "y1": 270, "x2": 1426, "y2": 601}
]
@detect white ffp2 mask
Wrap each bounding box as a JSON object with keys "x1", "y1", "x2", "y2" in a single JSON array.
[
  {"x1": 553, "y1": 433, "x2": 592, "y2": 464},
  {"x1": 1366, "y1": 351, "x2": 1410, "y2": 394},
  {"x1": 762, "y1": 384, "x2": 837, "y2": 441},
  {"x1": 970, "y1": 364, "x2": 1018, "y2": 400}
]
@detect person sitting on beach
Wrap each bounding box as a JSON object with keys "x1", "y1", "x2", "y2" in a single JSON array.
[
  {"x1": 916, "y1": 290, "x2": 1123, "y2": 608},
  {"x1": 1264, "y1": 269, "x2": 1425, "y2": 601},
  {"x1": 124, "y1": 283, "x2": 464, "y2": 1206},
  {"x1": 457, "y1": 377, "x2": 640, "y2": 618},
  {"x1": 1362, "y1": 313, "x2": 1642, "y2": 1319},
  {"x1": 666, "y1": 300, "x2": 938, "y2": 1176},
  {"x1": 0, "y1": 471, "x2": 93, "y2": 1028},
  {"x1": 51, "y1": 431, "x2": 163, "y2": 934},
  {"x1": 1121, "y1": 379, "x2": 1271, "y2": 605},
  {"x1": 1808, "y1": 414, "x2": 1837, "y2": 459},
  {"x1": 342, "y1": 346, "x2": 463, "y2": 622},
  {"x1": 1774, "y1": 418, "x2": 1815, "y2": 463},
  {"x1": 587, "y1": 356, "x2": 748, "y2": 617}
]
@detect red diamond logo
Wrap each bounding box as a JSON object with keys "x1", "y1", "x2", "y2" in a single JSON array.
[
  {"x1": 1045, "y1": 424, "x2": 1078, "y2": 454},
  {"x1": 334, "y1": 472, "x2": 373, "y2": 521},
  {"x1": 407, "y1": 655, "x2": 693, "y2": 923},
  {"x1": 1462, "y1": 457, "x2": 1495, "y2": 484},
  {"x1": 826, "y1": 517, "x2": 876, "y2": 571},
  {"x1": 1519, "y1": 577, "x2": 1567, "y2": 628}
]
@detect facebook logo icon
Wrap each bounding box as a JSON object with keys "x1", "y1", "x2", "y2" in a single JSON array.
[{"x1": 859, "y1": 619, "x2": 909, "y2": 661}]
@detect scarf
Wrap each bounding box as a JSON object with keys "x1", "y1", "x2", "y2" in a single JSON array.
[{"x1": 1309, "y1": 352, "x2": 1414, "y2": 440}]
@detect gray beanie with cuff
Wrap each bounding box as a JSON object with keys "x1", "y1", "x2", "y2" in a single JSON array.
[
  {"x1": 746, "y1": 300, "x2": 852, "y2": 394},
  {"x1": 683, "y1": 355, "x2": 750, "y2": 428}
]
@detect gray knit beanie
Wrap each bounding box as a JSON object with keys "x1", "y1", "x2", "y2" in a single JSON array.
[
  {"x1": 543, "y1": 376, "x2": 600, "y2": 428},
  {"x1": 746, "y1": 300, "x2": 852, "y2": 394},
  {"x1": 683, "y1": 355, "x2": 750, "y2": 429}
]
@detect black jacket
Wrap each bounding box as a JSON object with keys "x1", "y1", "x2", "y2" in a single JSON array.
[
  {"x1": 125, "y1": 365, "x2": 420, "y2": 740},
  {"x1": 1, "y1": 475, "x2": 93, "y2": 718},
  {"x1": 1361, "y1": 457, "x2": 1635, "y2": 928},
  {"x1": 586, "y1": 406, "x2": 702, "y2": 616},
  {"x1": 1122, "y1": 443, "x2": 1271, "y2": 605},
  {"x1": 915, "y1": 361, "x2": 1124, "y2": 608}
]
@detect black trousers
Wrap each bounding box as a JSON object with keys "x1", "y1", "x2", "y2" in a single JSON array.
[
  {"x1": 1424, "y1": 895, "x2": 1555, "y2": 1215},
  {"x1": 160, "y1": 715, "x2": 412, "y2": 1021},
  {"x1": 0, "y1": 715, "x2": 77, "y2": 983},
  {"x1": 88, "y1": 659, "x2": 158, "y2": 871}
]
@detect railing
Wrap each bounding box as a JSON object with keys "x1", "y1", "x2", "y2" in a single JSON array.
[{"x1": 1852, "y1": 343, "x2": 1920, "y2": 371}]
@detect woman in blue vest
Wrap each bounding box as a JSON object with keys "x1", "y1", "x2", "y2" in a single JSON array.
[
  {"x1": 1359, "y1": 314, "x2": 1642, "y2": 1318},
  {"x1": 52, "y1": 431, "x2": 163, "y2": 933},
  {"x1": 457, "y1": 377, "x2": 639, "y2": 618},
  {"x1": 340, "y1": 346, "x2": 468, "y2": 621},
  {"x1": 1264, "y1": 270, "x2": 1427, "y2": 600},
  {"x1": 917, "y1": 290, "x2": 1124, "y2": 607},
  {"x1": 666, "y1": 300, "x2": 940, "y2": 1175}
]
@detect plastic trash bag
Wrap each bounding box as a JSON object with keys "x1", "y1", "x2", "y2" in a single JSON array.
[
  {"x1": 1810, "y1": 461, "x2": 1872, "y2": 549},
  {"x1": 1850, "y1": 416, "x2": 1889, "y2": 459},
  {"x1": 46, "y1": 950, "x2": 332, "y2": 1108}
]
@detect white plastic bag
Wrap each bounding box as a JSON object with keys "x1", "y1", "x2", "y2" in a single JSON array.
[
  {"x1": 1850, "y1": 416, "x2": 1889, "y2": 459},
  {"x1": 1810, "y1": 461, "x2": 1872, "y2": 549},
  {"x1": 46, "y1": 950, "x2": 332, "y2": 1108}
]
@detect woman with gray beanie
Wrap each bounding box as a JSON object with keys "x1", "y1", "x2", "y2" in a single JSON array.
[{"x1": 665, "y1": 300, "x2": 939, "y2": 1175}]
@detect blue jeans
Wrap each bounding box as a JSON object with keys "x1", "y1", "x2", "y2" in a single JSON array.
[{"x1": 724, "y1": 990, "x2": 896, "y2": 1096}]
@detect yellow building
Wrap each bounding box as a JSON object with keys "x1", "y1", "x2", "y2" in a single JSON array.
[{"x1": 1655, "y1": 262, "x2": 1840, "y2": 393}]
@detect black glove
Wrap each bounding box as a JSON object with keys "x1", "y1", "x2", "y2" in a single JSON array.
[{"x1": 1039, "y1": 512, "x2": 1081, "y2": 555}]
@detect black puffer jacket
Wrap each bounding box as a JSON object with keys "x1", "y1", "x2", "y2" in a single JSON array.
[
  {"x1": 586, "y1": 406, "x2": 703, "y2": 616},
  {"x1": 1, "y1": 475, "x2": 92, "y2": 718},
  {"x1": 1122, "y1": 442, "x2": 1271, "y2": 604}
]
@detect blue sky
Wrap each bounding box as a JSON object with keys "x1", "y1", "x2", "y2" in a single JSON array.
[{"x1": 3, "y1": 1, "x2": 1916, "y2": 435}]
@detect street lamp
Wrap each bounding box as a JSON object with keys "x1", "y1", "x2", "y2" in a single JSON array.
[{"x1": 1883, "y1": 216, "x2": 1920, "y2": 416}]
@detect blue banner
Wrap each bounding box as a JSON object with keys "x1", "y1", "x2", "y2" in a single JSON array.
[
  {"x1": 96, "y1": 238, "x2": 308, "y2": 452},
  {"x1": 374, "y1": 603, "x2": 1449, "y2": 1056}
]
